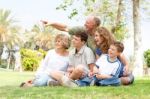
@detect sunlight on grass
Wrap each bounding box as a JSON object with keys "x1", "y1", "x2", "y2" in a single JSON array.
[
  {"x1": 0, "y1": 71, "x2": 34, "y2": 87},
  {"x1": 0, "y1": 71, "x2": 150, "y2": 99}
]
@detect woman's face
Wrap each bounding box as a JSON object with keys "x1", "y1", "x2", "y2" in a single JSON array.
[
  {"x1": 94, "y1": 31, "x2": 104, "y2": 46},
  {"x1": 55, "y1": 38, "x2": 65, "y2": 49}
]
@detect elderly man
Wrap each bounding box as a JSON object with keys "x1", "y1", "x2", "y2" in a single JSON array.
[{"x1": 42, "y1": 16, "x2": 101, "y2": 51}]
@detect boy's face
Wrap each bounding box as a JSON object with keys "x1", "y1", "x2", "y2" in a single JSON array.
[
  {"x1": 72, "y1": 35, "x2": 84, "y2": 48},
  {"x1": 108, "y1": 45, "x2": 120, "y2": 58}
]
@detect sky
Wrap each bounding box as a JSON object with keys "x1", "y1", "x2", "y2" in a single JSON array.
[
  {"x1": 0, "y1": 0, "x2": 84, "y2": 29},
  {"x1": 0, "y1": 0, "x2": 150, "y2": 57}
]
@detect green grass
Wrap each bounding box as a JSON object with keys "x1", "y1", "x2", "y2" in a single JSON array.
[{"x1": 0, "y1": 71, "x2": 150, "y2": 99}]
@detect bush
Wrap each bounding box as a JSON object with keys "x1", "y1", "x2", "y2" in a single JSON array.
[
  {"x1": 144, "y1": 49, "x2": 150, "y2": 67},
  {"x1": 20, "y1": 48, "x2": 46, "y2": 71}
]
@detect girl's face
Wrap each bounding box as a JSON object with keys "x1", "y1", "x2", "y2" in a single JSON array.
[
  {"x1": 94, "y1": 31, "x2": 104, "y2": 46},
  {"x1": 55, "y1": 38, "x2": 65, "y2": 49}
]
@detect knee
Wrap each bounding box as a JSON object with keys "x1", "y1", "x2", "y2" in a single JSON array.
[
  {"x1": 75, "y1": 64, "x2": 84, "y2": 73},
  {"x1": 33, "y1": 79, "x2": 48, "y2": 86},
  {"x1": 121, "y1": 72, "x2": 134, "y2": 85},
  {"x1": 50, "y1": 71, "x2": 63, "y2": 81},
  {"x1": 121, "y1": 77, "x2": 134, "y2": 85}
]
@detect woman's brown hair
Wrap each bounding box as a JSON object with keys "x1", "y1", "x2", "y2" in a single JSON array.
[{"x1": 96, "y1": 27, "x2": 115, "y2": 54}]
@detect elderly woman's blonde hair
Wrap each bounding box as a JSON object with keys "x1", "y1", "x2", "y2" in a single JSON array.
[{"x1": 55, "y1": 34, "x2": 70, "y2": 49}]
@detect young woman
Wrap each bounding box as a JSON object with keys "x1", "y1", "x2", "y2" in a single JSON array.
[
  {"x1": 20, "y1": 34, "x2": 70, "y2": 87},
  {"x1": 94, "y1": 27, "x2": 134, "y2": 85}
]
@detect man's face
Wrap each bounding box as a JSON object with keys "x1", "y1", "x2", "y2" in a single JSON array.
[
  {"x1": 84, "y1": 17, "x2": 96, "y2": 32},
  {"x1": 108, "y1": 45, "x2": 120, "y2": 58},
  {"x1": 72, "y1": 35, "x2": 84, "y2": 48}
]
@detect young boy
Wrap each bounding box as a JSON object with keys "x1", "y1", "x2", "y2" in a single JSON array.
[
  {"x1": 92, "y1": 41, "x2": 124, "y2": 86},
  {"x1": 50, "y1": 31, "x2": 95, "y2": 87},
  {"x1": 78, "y1": 41, "x2": 124, "y2": 86}
]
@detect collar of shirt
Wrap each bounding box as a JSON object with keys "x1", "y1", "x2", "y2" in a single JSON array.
[
  {"x1": 72, "y1": 44, "x2": 87, "y2": 55},
  {"x1": 107, "y1": 55, "x2": 118, "y2": 63}
]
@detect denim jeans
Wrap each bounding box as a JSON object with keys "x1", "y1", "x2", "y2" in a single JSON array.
[
  {"x1": 76, "y1": 76, "x2": 93, "y2": 86},
  {"x1": 33, "y1": 73, "x2": 54, "y2": 87},
  {"x1": 94, "y1": 76, "x2": 121, "y2": 86},
  {"x1": 76, "y1": 76, "x2": 121, "y2": 86}
]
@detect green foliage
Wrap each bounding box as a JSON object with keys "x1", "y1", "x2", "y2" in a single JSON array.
[
  {"x1": 56, "y1": 0, "x2": 73, "y2": 11},
  {"x1": 112, "y1": 22, "x2": 127, "y2": 41},
  {"x1": 56, "y1": 0, "x2": 128, "y2": 41},
  {"x1": 68, "y1": 9, "x2": 78, "y2": 19},
  {"x1": 144, "y1": 49, "x2": 150, "y2": 67},
  {"x1": 20, "y1": 48, "x2": 46, "y2": 71}
]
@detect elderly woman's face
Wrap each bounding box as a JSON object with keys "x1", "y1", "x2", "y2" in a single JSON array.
[{"x1": 55, "y1": 38, "x2": 65, "y2": 49}]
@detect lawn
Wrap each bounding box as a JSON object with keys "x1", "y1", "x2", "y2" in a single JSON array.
[{"x1": 0, "y1": 70, "x2": 150, "y2": 99}]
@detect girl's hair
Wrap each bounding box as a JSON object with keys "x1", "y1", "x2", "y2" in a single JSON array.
[
  {"x1": 96, "y1": 27, "x2": 115, "y2": 54},
  {"x1": 55, "y1": 34, "x2": 70, "y2": 49}
]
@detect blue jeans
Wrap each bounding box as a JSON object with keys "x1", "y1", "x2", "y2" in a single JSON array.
[
  {"x1": 94, "y1": 76, "x2": 121, "y2": 86},
  {"x1": 33, "y1": 73, "x2": 54, "y2": 87},
  {"x1": 76, "y1": 76, "x2": 93, "y2": 86},
  {"x1": 76, "y1": 76, "x2": 121, "y2": 86}
]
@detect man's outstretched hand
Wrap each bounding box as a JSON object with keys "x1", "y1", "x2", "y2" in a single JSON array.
[{"x1": 41, "y1": 20, "x2": 48, "y2": 25}]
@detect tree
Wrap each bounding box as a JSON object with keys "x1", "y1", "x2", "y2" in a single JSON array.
[
  {"x1": 56, "y1": 0, "x2": 128, "y2": 41},
  {"x1": 132, "y1": 0, "x2": 143, "y2": 76},
  {"x1": 111, "y1": 0, "x2": 127, "y2": 41},
  {"x1": 0, "y1": 9, "x2": 22, "y2": 67},
  {"x1": 24, "y1": 24, "x2": 57, "y2": 51}
]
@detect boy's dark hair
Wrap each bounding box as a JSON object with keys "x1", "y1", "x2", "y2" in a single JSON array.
[
  {"x1": 74, "y1": 31, "x2": 88, "y2": 42},
  {"x1": 112, "y1": 41, "x2": 124, "y2": 53}
]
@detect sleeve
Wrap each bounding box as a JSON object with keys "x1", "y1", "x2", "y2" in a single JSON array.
[
  {"x1": 35, "y1": 50, "x2": 51, "y2": 74},
  {"x1": 68, "y1": 26, "x2": 85, "y2": 35},
  {"x1": 68, "y1": 53, "x2": 74, "y2": 67},
  {"x1": 111, "y1": 61, "x2": 122, "y2": 77},
  {"x1": 85, "y1": 47, "x2": 95, "y2": 65}
]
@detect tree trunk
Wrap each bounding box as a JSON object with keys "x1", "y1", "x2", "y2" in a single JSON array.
[
  {"x1": 116, "y1": 0, "x2": 122, "y2": 26},
  {"x1": 132, "y1": 0, "x2": 143, "y2": 76},
  {"x1": 0, "y1": 42, "x2": 3, "y2": 65},
  {"x1": 111, "y1": 0, "x2": 123, "y2": 34}
]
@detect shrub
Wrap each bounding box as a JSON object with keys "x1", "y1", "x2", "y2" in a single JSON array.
[
  {"x1": 20, "y1": 48, "x2": 46, "y2": 71},
  {"x1": 144, "y1": 49, "x2": 150, "y2": 68}
]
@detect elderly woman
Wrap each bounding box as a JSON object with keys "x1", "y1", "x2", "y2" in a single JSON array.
[{"x1": 20, "y1": 34, "x2": 70, "y2": 87}]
